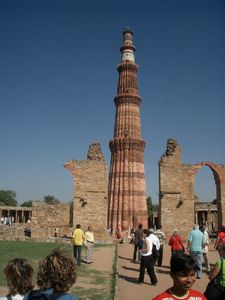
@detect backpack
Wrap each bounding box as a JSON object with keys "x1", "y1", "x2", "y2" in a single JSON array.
[
  {"x1": 152, "y1": 243, "x2": 159, "y2": 259},
  {"x1": 28, "y1": 290, "x2": 64, "y2": 300}
]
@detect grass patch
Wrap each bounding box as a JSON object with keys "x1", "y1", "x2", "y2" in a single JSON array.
[
  {"x1": 0, "y1": 241, "x2": 71, "y2": 286},
  {"x1": 110, "y1": 243, "x2": 118, "y2": 299},
  {"x1": 72, "y1": 287, "x2": 111, "y2": 300},
  {"x1": 0, "y1": 241, "x2": 115, "y2": 300}
]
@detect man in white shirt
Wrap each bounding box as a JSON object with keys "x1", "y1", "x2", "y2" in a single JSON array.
[
  {"x1": 154, "y1": 225, "x2": 166, "y2": 266},
  {"x1": 201, "y1": 223, "x2": 211, "y2": 273},
  {"x1": 148, "y1": 228, "x2": 160, "y2": 263}
]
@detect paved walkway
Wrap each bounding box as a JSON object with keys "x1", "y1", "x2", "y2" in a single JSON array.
[{"x1": 115, "y1": 241, "x2": 219, "y2": 300}]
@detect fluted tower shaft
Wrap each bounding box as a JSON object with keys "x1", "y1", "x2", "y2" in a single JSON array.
[{"x1": 108, "y1": 30, "x2": 148, "y2": 232}]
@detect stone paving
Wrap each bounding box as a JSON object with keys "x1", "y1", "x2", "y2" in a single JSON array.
[{"x1": 115, "y1": 241, "x2": 219, "y2": 300}]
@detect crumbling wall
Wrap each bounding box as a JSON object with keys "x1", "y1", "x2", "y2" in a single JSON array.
[
  {"x1": 64, "y1": 142, "x2": 108, "y2": 239},
  {"x1": 159, "y1": 138, "x2": 225, "y2": 239},
  {"x1": 31, "y1": 202, "x2": 71, "y2": 238}
]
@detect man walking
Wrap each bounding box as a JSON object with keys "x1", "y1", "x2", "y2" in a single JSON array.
[
  {"x1": 201, "y1": 223, "x2": 211, "y2": 273},
  {"x1": 72, "y1": 224, "x2": 85, "y2": 266},
  {"x1": 154, "y1": 225, "x2": 166, "y2": 266},
  {"x1": 132, "y1": 224, "x2": 144, "y2": 263},
  {"x1": 187, "y1": 224, "x2": 205, "y2": 278},
  {"x1": 149, "y1": 228, "x2": 160, "y2": 263}
]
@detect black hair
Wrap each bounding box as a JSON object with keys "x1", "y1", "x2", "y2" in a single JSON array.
[
  {"x1": 143, "y1": 228, "x2": 150, "y2": 236},
  {"x1": 76, "y1": 224, "x2": 81, "y2": 228},
  {"x1": 138, "y1": 224, "x2": 143, "y2": 229},
  {"x1": 170, "y1": 253, "x2": 198, "y2": 275}
]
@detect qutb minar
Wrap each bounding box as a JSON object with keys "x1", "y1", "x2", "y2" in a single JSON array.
[{"x1": 108, "y1": 29, "x2": 148, "y2": 232}]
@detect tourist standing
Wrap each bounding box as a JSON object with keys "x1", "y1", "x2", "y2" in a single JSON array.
[
  {"x1": 0, "y1": 258, "x2": 33, "y2": 300},
  {"x1": 138, "y1": 229, "x2": 158, "y2": 285},
  {"x1": 201, "y1": 224, "x2": 211, "y2": 273},
  {"x1": 204, "y1": 242, "x2": 225, "y2": 299},
  {"x1": 129, "y1": 226, "x2": 135, "y2": 244},
  {"x1": 153, "y1": 253, "x2": 207, "y2": 300},
  {"x1": 72, "y1": 224, "x2": 85, "y2": 266},
  {"x1": 168, "y1": 229, "x2": 185, "y2": 256},
  {"x1": 214, "y1": 226, "x2": 225, "y2": 251},
  {"x1": 187, "y1": 224, "x2": 205, "y2": 279},
  {"x1": 54, "y1": 227, "x2": 58, "y2": 238},
  {"x1": 154, "y1": 225, "x2": 166, "y2": 266},
  {"x1": 132, "y1": 224, "x2": 144, "y2": 263},
  {"x1": 84, "y1": 226, "x2": 95, "y2": 264},
  {"x1": 148, "y1": 228, "x2": 160, "y2": 263}
]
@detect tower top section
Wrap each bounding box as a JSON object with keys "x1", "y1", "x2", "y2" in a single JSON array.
[{"x1": 120, "y1": 28, "x2": 136, "y2": 63}]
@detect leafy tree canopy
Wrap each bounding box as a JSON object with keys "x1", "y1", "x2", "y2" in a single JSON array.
[
  {"x1": 146, "y1": 196, "x2": 154, "y2": 217},
  {"x1": 0, "y1": 190, "x2": 17, "y2": 206},
  {"x1": 212, "y1": 199, "x2": 217, "y2": 204},
  {"x1": 44, "y1": 195, "x2": 60, "y2": 205},
  {"x1": 20, "y1": 200, "x2": 33, "y2": 207}
]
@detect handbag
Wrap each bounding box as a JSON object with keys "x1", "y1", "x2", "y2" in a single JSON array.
[
  {"x1": 152, "y1": 243, "x2": 159, "y2": 259},
  {"x1": 204, "y1": 259, "x2": 225, "y2": 300}
]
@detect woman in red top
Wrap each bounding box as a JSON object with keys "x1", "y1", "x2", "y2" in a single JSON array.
[
  {"x1": 168, "y1": 229, "x2": 185, "y2": 256},
  {"x1": 215, "y1": 226, "x2": 225, "y2": 250}
]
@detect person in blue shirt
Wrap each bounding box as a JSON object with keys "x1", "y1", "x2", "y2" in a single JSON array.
[
  {"x1": 187, "y1": 224, "x2": 205, "y2": 279},
  {"x1": 24, "y1": 249, "x2": 78, "y2": 300}
]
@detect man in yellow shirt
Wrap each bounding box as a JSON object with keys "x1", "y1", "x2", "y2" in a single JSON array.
[
  {"x1": 84, "y1": 226, "x2": 95, "y2": 263},
  {"x1": 72, "y1": 224, "x2": 84, "y2": 266}
]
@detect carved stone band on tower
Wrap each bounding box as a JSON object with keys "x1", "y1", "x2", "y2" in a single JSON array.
[{"x1": 108, "y1": 29, "x2": 148, "y2": 232}]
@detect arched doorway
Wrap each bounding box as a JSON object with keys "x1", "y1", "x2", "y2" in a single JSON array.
[{"x1": 194, "y1": 162, "x2": 223, "y2": 232}]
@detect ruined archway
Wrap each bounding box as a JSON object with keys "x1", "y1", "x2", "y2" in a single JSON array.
[
  {"x1": 193, "y1": 162, "x2": 224, "y2": 230},
  {"x1": 159, "y1": 139, "x2": 225, "y2": 238}
]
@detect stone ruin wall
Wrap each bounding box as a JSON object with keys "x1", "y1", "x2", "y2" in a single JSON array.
[
  {"x1": 64, "y1": 142, "x2": 108, "y2": 240},
  {"x1": 159, "y1": 138, "x2": 225, "y2": 240},
  {"x1": 0, "y1": 202, "x2": 71, "y2": 241},
  {"x1": 31, "y1": 202, "x2": 71, "y2": 239}
]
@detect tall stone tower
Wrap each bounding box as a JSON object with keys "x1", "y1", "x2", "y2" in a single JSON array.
[{"x1": 108, "y1": 29, "x2": 148, "y2": 232}]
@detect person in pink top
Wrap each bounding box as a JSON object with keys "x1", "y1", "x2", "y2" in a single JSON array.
[
  {"x1": 152, "y1": 253, "x2": 207, "y2": 300},
  {"x1": 168, "y1": 229, "x2": 185, "y2": 256}
]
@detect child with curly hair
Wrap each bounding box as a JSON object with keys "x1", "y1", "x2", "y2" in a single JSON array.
[
  {"x1": 0, "y1": 258, "x2": 34, "y2": 300},
  {"x1": 24, "y1": 249, "x2": 77, "y2": 300}
]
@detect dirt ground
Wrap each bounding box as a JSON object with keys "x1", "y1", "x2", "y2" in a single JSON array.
[
  {"x1": 115, "y1": 241, "x2": 219, "y2": 300},
  {"x1": 0, "y1": 241, "x2": 219, "y2": 300}
]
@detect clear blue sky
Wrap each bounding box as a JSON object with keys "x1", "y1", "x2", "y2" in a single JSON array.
[{"x1": 0, "y1": 0, "x2": 224, "y2": 204}]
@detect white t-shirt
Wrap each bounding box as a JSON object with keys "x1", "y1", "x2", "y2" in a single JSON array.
[
  {"x1": 149, "y1": 234, "x2": 160, "y2": 250},
  {"x1": 142, "y1": 237, "x2": 153, "y2": 256},
  {"x1": 0, "y1": 294, "x2": 24, "y2": 300}
]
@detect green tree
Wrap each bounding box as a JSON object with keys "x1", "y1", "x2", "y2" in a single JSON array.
[
  {"x1": 146, "y1": 196, "x2": 154, "y2": 217},
  {"x1": 0, "y1": 190, "x2": 17, "y2": 206},
  {"x1": 44, "y1": 195, "x2": 60, "y2": 205},
  {"x1": 212, "y1": 198, "x2": 217, "y2": 204},
  {"x1": 69, "y1": 200, "x2": 73, "y2": 226},
  {"x1": 20, "y1": 200, "x2": 33, "y2": 207}
]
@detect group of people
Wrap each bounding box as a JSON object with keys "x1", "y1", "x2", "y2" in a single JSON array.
[
  {"x1": 0, "y1": 249, "x2": 78, "y2": 300},
  {"x1": 131, "y1": 224, "x2": 164, "y2": 286},
  {"x1": 0, "y1": 216, "x2": 14, "y2": 226},
  {"x1": 71, "y1": 224, "x2": 95, "y2": 266},
  {"x1": 129, "y1": 223, "x2": 225, "y2": 299}
]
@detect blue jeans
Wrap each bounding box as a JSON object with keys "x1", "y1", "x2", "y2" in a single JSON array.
[
  {"x1": 73, "y1": 245, "x2": 82, "y2": 266},
  {"x1": 190, "y1": 251, "x2": 202, "y2": 278}
]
